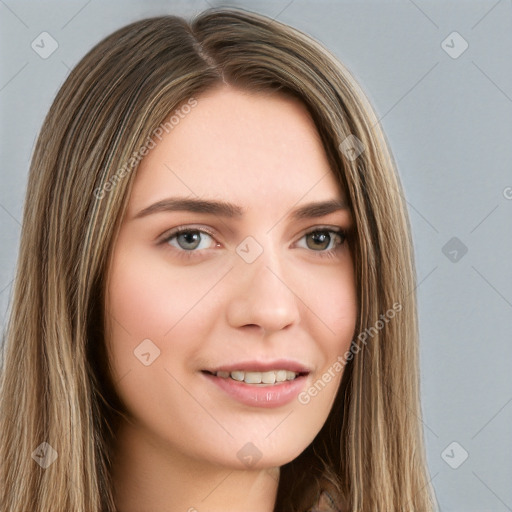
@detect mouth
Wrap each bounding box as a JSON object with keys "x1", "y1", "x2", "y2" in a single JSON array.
[
  {"x1": 201, "y1": 367, "x2": 310, "y2": 408},
  {"x1": 201, "y1": 369, "x2": 309, "y2": 386},
  {"x1": 200, "y1": 360, "x2": 312, "y2": 407}
]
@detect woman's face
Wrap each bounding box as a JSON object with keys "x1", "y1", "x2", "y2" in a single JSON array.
[{"x1": 105, "y1": 85, "x2": 357, "y2": 470}]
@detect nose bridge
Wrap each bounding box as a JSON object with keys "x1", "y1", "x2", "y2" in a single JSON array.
[{"x1": 225, "y1": 234, "x2": 300, "y2": 333}]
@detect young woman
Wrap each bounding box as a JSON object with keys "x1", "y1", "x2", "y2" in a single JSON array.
[{"x1": 0, "y1": 7, "x2": 438, "y2": 512}]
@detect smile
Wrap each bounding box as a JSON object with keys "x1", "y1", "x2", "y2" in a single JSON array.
[
  {"x1": 205, "y1": 369, "x2": 304, "y2": 385},
  {"x1": 201, "y1": 369, "x2": 310, "y2": 408}
]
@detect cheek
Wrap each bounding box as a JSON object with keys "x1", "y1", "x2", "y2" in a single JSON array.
[
  {"x1": 317, "y1": 284, "x2": 357, "y2": 337},
  {"x1": 299, "y1": 259, "x2": 357, "y2": 408},
  {"x1": 106, "y1": 245, "x2": 221, "y2": 341},
  {"x1": 302, "y1": 259, "x2": 357, "y2": 350},
  {"x1": 103, "y1": 249, "x2": 222, "y2": 428},
  {"x1": 104, "y1": 245, "x2": 231, "y2": 394},
  {"x1": 293, "y1": 271, "x2": 356, "y2": 428}
]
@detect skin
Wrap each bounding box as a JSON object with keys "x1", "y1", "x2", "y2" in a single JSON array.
[{"x1": 105, "y1": 84, "x2": 357, "y2": 512}]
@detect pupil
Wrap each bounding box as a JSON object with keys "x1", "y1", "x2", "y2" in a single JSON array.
[
  {"x1": 179, "y1": 231, "x2": 200, "y2": 250},
  {"x1": 308, "y1": 232, "x2": 330, "y2": 250}
]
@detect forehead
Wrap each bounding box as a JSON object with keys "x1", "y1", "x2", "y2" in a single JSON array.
[{"x1": 128, "y1": 85, "x2": 344, "y2": 212}]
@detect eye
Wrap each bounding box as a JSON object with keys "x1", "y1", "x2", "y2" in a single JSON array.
[
  {"x1": 157, "y1": 225, "x2": 348, "y2": 261},
  {"x1": 296, "y1": 228, "x2": 347, "y2": 255},
  {"x1": 161, "y1": 227, "x2": 218, "y2": 252}
]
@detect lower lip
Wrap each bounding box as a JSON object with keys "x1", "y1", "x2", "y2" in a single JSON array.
[{"x1": 201, "y1": 372, "x2": 309, "y2": 408}]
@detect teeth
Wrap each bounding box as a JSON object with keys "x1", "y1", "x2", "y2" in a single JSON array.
[
  {"x1": 245, "y1": 372, "x2": 262, "y2": 384},
  {"x1": 276, "y1": 370, "x2": 287, "y2": 382},
  {"x1": 286, "y1": 370, "x2": 296, "y2": 381},
  {"x1": 213, "y1": 369, "x2": 300, "y2": 384},
  {"x1": 261, "y1": 371, "x2": 276, "y2": 384}
]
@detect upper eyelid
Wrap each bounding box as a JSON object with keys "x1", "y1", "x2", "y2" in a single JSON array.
[{"x1": 158, "y1": 225, "x2": 217, "y2": 244}]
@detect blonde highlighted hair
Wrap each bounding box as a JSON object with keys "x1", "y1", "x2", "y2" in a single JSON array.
[{"x1": 0, "y1": 7, "x2": 438, "y2": 512}]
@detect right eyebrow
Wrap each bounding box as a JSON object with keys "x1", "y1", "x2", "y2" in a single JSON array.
[{"x1": 132, "y1": 197, "x2": 246, "y2": 220}]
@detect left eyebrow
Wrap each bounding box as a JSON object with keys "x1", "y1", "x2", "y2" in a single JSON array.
[
  {"x1": 132, "y1": 197, "x2": 348, "y2": 220},
  {"x1": 290, "y1": 199, "x2": 349, "y2": 219}
]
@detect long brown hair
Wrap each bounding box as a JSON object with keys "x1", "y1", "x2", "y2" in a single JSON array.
[{"x1": 0, "y1": 7, "x2": 438, "y2": 511}]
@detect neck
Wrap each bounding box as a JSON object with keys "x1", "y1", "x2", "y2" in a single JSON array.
[{"x1": 111, "y1": 420, "x2": 280, "y2": 512}]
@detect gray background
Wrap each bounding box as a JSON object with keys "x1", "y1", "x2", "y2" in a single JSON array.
[{"x1": 1, "y1": 1, "x2": 511, "y2": 510}]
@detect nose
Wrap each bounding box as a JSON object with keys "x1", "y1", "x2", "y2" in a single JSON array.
[{"x1": 225, "y1": 242, "x2": 301, "y2": 336}]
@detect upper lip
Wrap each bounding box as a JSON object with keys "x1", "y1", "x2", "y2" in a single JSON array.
[{"x1": 204, "y1": 359, "x2": 311, "y2": 374}]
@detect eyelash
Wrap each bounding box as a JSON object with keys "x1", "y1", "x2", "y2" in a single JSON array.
[{"x1": 158, "y1": 225, "x2": 348, "y2": 261}]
